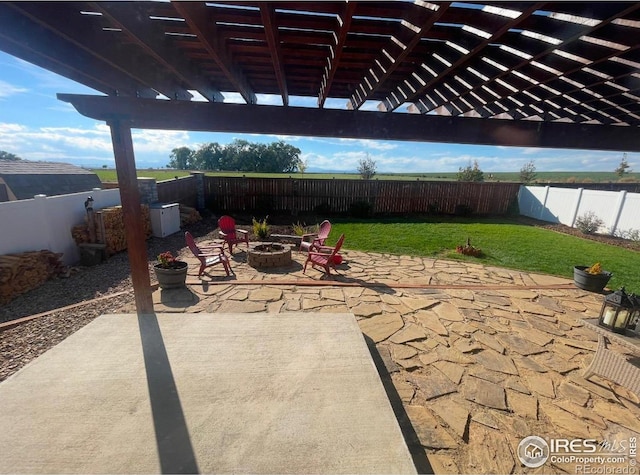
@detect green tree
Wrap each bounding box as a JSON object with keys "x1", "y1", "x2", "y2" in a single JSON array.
[
  {"x1": 219, "y1": 139, "x2": 255, "y2": 171},
  {"x1": 519, "y1": 160, "x2": 537, "y2": 184},
  {"x1": 0, "y1": 150, "x2": 22, "y2": 161},
  {"x1": 457, "y1": 160, "x2": 484, "y2": 182},
  {"x1": 193, "y1": 142, "x2": 223, "y2": 170},
  {"x1": 615, "y1": 153, "x2": 631, "y2": 177},
  {"x1": 357, "y1": 154, "x2": 376, "y2": 180},
  {"x1": 168, "y1": 146, "x2": 194, "y2": 170},
  {"x1": 217, "y1": 139, "x2": 301, "y2": 173},
  {"x1": 266, "y1": 141, "x2": 301, "y2": 173}
]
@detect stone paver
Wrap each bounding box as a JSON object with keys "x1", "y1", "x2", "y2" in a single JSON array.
[{"x1": 160, "y1": 246, "x2": 640, "y2": 474}]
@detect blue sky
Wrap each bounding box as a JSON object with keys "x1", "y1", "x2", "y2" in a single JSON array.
[{"x1": 0, "y1": 50, "x2": 635, "y2": 173}]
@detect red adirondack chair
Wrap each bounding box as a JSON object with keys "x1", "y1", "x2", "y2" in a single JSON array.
[
  {"x1": 300, "y1": 219, "x2": 331, "y2": 252},
  {"x1": 218, "y1": 215, "x2": 249, "y2": 254},
  {"x1": 303, "y1": 234, "x2": 345, "y2": 275},
  {"x1": 185, "y1": 231, "x2": 231, "y2": 276}
]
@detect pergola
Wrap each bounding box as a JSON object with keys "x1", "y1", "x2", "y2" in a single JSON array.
[{"x1": 1, "y1": 1, "x2": 639, "y2": 313}]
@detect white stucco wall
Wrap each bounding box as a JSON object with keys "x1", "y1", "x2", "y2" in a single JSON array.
[{"x1": 0, "y1": 188, "x2": 121, "y2": 265}]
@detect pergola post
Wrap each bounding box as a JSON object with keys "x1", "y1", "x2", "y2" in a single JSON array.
[{"x1": 108, "y1": 119, "x2": 154, "y2": 314}]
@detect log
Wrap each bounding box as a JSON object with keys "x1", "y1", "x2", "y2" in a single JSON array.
[
  {"x1": 179, "y1": 204, "x2": 201, "y2": 226},
  {"x1": 0, "y1": 250, "x2": 66, "y2": 304}
]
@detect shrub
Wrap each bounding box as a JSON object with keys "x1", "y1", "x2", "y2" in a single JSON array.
[
  {"x1": 457, "y1": 160, "x2": 484, "y2": 182},
  {"x1": 292, "y1": 221, "x2": 318, "y2": 236},
  {"x1": 519, "y1": 160, "x2": 537, "y2": 184},
  {"x1": 252, "y1": 216, "x2": 270, "y2": 239},
  {"x1": 349, "y1": 200, "x2": 373, "y2": 218},
  {"x1": 574, "y1": 211, "x2": 604, "y2": 234},
  {"x1": 613, "y1": 228, "x2": 640, "y2": 242},
  {"x1": 357, "y1": 155, "x2": 376, "y2": 180}
]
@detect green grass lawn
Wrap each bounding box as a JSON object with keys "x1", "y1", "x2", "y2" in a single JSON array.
[
  {"x1": 93, "y1": 169, "x2": 192, "y2": 182},
  {"x1": 321, "y1": 217, "x2": 640, "y2": 292}
]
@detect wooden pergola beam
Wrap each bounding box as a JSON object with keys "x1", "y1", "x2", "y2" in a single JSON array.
[{"x1": 58, "y1": 94, "x2": 640, "y2": 152}]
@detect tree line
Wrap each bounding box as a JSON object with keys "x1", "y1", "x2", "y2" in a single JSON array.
[{"x1": 167, "y1": 139, "x2": 302, "y2": 173}]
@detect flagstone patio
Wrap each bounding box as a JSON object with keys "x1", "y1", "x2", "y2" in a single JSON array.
[{"x1": 132, "y1": 240, "x2": 640, "y2": 474}]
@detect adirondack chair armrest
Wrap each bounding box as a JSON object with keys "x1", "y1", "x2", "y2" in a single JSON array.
[
  {"x1": 301, "y1": 232, "x2": 318, "y2": 241},
  {"x1": 236, "y1": 229, "x2": 249, "y2": 235},
  {"x1": 196, "y1": 250, "x2": 225, "y2": 257},
  {"x1": 308, "y1": 250, "x2": 331, "y2": 258},
  {"x1": 314, "y1": 244, "x2": 336, "y2": 254},
  {"x1": 198, "y1": 244, "x2": 224, "y2": 251}
]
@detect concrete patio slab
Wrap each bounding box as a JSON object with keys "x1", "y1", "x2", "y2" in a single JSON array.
[{"x1": 0, "y1": 312, "x2": 416, "y2": 474}]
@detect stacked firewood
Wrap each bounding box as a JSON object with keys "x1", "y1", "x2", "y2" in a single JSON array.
[
  {"x1": 179, "y1": 205, "x2": 202, "y2": 226},
  {"x1": 0, "y1": 250, "x2": 66, "y2": 304},
  {"x1": 71, "y1": 205, "x2": 151, "y2": 255},
  {"x1": 71, "y1": 224, "x2": 90, "y2": 244}
]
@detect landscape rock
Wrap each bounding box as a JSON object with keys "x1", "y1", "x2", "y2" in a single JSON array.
[
  {"x1": 404, "y1": 405, "x2": 458, "y2": 449},
  {"x1": 506, "y1": 389, "x2": 538, "y2": 420},
  {"x1": 428, "y1": 398, "x2": 470, "y2": 439},
  {"x1": 390, "y1": 323, "x2": 428, "y2": 344},
  {"x1": 526, "y1": 372, "x2": 556, "y2": 398},
  {"x1": 433, "y1": 302, "x2": 465, "y2": 322},
  {"x1": 358, "y1": 313, "x2": 404, "y2": 343},
  {"x1": 433, "y1": 360, "x2": 465, "y2": 384},
  {"x1": 465, "y1": 424, "x2": 516, "y2": 475},
  {"x1": 473, "y1": 350, "x2": 518, "y2": 375},
  {"x1": 411, "y1": 368, "x2": 458, "y2": 400},
  {"x1": 462, "y1": 376, "x2": 508, "y2": 410},
  {"x1": 414, "y1": 311, "x2": 449, "y2": 336}
]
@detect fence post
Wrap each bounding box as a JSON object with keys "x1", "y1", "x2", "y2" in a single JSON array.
[
  {"x1": 34, "y1": 194, "x2": 53, "y2": 250},
  {"x1": 538, "y1": 186, "x2": 550, "y2": 220},
  {"x1": 569, "y1": 188, "x2": 584, "y2": 227},
  {"x1": 137, "y1": 177, "x2": 158, "y2": 204},
  {"x1": 190, "y1": 172, "x2": 205, "y2": 210},
  {"x1": 608, "y1": 190, "x2": 627, "y2": 236}
]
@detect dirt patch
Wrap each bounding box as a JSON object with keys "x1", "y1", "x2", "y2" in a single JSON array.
[{"x1": 516, "y1": 216, "x2": 640, "y2": 252}]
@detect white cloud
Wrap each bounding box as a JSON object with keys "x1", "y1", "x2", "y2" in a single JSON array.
[
  {"x1": 131, "y1": 129, "x2": 191, "y2": 153},
  {"x1": 0, "y1": 80, "x2": 28, "y2": 98}
]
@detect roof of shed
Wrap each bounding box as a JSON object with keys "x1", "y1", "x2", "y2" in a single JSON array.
[
  {"x1": 0, "y1": 161, "x2": 102, "y2": 200},
  {"x1": 0, "y1": 161, "x2": 97, "y2": 175}
]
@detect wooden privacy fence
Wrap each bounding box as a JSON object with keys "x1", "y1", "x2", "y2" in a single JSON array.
[
  {"x1": 204, "y1": 177, "x2": 521, "y2": 215},
  {"x1": 157, "y1": 175, "x2": 198, "y2": 208}
]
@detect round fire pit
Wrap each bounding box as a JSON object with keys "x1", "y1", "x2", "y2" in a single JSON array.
[{"x1": 247, "y1": 242, "x2": 292, "y2": 268}]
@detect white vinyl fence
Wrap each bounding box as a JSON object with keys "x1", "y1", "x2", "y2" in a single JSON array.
[
  {"x1": 518, "y1": 185, "x2": 640, "y2": 236},
  {"x1": 0, "y1": 188, "x2": 121, "y2": 265}
]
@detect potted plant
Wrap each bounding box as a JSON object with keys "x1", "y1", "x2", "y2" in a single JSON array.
[
  {"x1": 573, "y1": 262, "x2": 612, "y2": 292},
  {"x1": 154, "y1": 251, "x2": 188, "y2": 289}
]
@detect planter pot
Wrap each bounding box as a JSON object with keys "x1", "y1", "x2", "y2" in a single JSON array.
[
  {"x1": 573, "y1": 266, "x2": 612, "y2": 292},
  {"x1": 154, "y1": 261, "x2": 188, "y2": 289}
]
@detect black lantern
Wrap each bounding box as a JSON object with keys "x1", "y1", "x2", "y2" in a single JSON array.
[
  {"x1": 625, "y1": 293, "x2": 640, "y2": 333},
  {"x1": 84, "y1": 195, "x2": 94, "y2": 211},
  {"x1": 598, "y1": 287, "x2": 635, "y2": 334}
]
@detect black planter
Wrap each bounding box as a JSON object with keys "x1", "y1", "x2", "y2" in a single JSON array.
[
  {"x1": 573, "y1": 266, "x2": 612, "y2": 292},
  {"x1": 154, "y1": 261, "x2": 188, "y2": 289}
]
